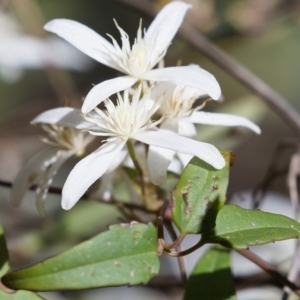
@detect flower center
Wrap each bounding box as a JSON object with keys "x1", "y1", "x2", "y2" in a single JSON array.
[
  {"x1": 159, "y1": 88, "x2": 197, "y2": 120},
  {"x1": 108, "y1": 20, "x2": 166, "y2": 78},
  {"x1": 127, "y1": 39, "x2": 152, "y2": 77},
  {"x1": 41, "y1": 125, "x2": 94, "y2": 156},
  {"x1": 86, "y1": 86, "x2": 163, "y2": 142}
]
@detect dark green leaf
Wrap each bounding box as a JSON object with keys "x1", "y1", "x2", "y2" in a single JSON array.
[
  {"x1": 202, "y1": 205, "x2": 300, "y2": 249},
  {"x1": 3, "y1": 223, "x2": 159, "y2": 291},
  {"x1": 0, "y1": 290, "x2": 45, "y2": 300},
  {"x1": 0, "y1": 222, "x2": 9, "y2": 277},
  {"x1": 172, "y1": 152, "x2": 232, "y2": 234},
  {"x1": 184, "y1": 246, "x2": 237, "y2": 300}
]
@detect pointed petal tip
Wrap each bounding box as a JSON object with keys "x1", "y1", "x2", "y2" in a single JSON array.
[
  {"x1": 61, "y1": 198, "x2": 74, "y2": 210},
  {"x1": 43, "y1": 19, "x2": 60, "y2": 32},
  {"x1": 81, "y1": 104, "x2": 91, "y2": 114},
  {"x1": 253, "y1": 125, "x2": 262, "y2": 135},
  {"x1": 213, "y1": 157, "x2": 226, "y2": 170}
]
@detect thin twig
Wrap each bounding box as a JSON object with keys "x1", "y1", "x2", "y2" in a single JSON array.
[
  {"x1": 282, "y1": 241, "x2": 300, "y2": 299},
  {"x1": 287, "y1": 150, "x2": 300, "y2": 220},
  {"x1": 157, "y1": 201, "x2": 169, "y2": 255},
  {"x1": 282, "y1": 148, "x2": 300, "y2": 299},
  {"x1": 157, "y1": 202, "x2": 188, "y2": 283},
  {"x1": 237, "y1": 249, "x2": 300, "y2": 297},
  {"x1": 157, "y1": 200, "x2": 204, "y2": 258},
  {"x1": 164, "y1": 238, "x2": 204, "y2": 257},
  {"x1": 252, "y1": 139, "x2": 298, "y2": 208},
  {"x1": 164, "y1": 221, "x2": 188, "y2": 284},
  {"x1": 117, "y1": 0, "x2": 300, "y2": 135},
  {"x1": 0, "y1": 180, "x2": 151, "y2": 213}
]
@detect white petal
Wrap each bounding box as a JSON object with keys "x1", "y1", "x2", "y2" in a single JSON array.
[
  {"x1": 107, "y1": 148, "x2": 128, "y2": 172},
  {"x1": 62, "y1": 140, "x2": 126, "y2": 210},
  {"x1": 161, "y1": 119, "x2": 178, "y2": 132},
  {"x1": 178, "y1": 120, "x2": 197, "y2": 137},
  {"x1": 90, "y1": 172, "x2": 115, "y2": 201},
  {"x1": 11, "y1": 148, "x2": 58, "y2": 206},
  {"x1": 44, "y1": 19, "x2": 123, "y2": 72},
  {"x1": 177, "y1": 152, "x2": 193, "y2": 167},
  {"x1": 133, "y1": 130, "x2": 225, "y2": 169},
  {"x1": 186, "y1": 111, "x2": 261, "y2": 134},
  {"x1": 147, "y1": 146, "x2": 175, "y2": 185},
  {"x1": 82, "y1": 76, "x2": 138, "y2": 113},
  {"x1": 144, "y1": 65, "x2": 221, "y2": 100},
  {"x1": 168, "y1": 157, "x2": 182, "y2": 175},
  {"x1": 174, "y1": 81, "x2": 208, "y2": 98},
  {"x1": 150, "y1": 82, "x2": 176, "y2": 103},
  {"x1": 146, "y1": 1, "x2": 191, "y2": 61},
  {"x1": 31, "y1": 107, "x2": 99, "y2": 130},
  {"x1": 35, "y1": 150, "x2": 71, "y2": 217}
]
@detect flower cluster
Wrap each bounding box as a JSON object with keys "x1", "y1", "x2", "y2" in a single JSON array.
[
  {"x1": 11, "y1": 121, "x2": 94, "y2": 216},
  {"x1": 12, "y1": 1, "x2": 260, "y2": 214}
]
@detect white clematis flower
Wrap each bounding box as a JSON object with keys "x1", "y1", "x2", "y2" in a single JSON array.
[
  {"x1": 0, "y1": 11, "x2": 91, "y2": 83},
  {"x1": 44, "y1": 1, "x2": 221, "y2": 113},
  {"x1": 148, "y1": 84, "x2": 261, "y2": 185},
  {"x1": 11, "y1": 121, "x2": 94, "y2": 217},
  {"x1": 32, "y1": 86, "x2": 225, "y2": 210}
]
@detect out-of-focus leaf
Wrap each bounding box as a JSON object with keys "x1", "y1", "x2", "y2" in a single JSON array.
[
  {"x1": 0, "y1": 290, "x2": 45, "y2": 300},
  {"x1": 172, "y1": 152, "x2": 232, "y2": 234},
  {"x1": 0, "y1": 222, "x2": 9, "y2": 277},
  {"x1": 184, "y1": 246, "x2": 237, "y2": 300},
  {"x1": 202, "y1": 205, "x2": 300, "y2": 249},
  {"x1": 60, "y1": 201, "x2": 120, "y2": 238},
  {"x1": 3, "y1": 223, "x2": 159, "y2": 291}
]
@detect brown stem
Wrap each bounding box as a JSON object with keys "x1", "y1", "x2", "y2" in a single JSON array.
[
  {"x1": 157, "y1": 200, "x2": 203, "y2": 257},
  {"x1": 164, "y1": 221, "x2": 188, "y2": 284},
  {"x1": 282, "y1": 240, "x2": 300, "y2": 299},
  {"x1": 162, "y1": 233, "x2": 186, "y2": 250},
  {"x1": 0, "y1": 180, "x2": 151, "y2": 213},
  {"x1": 164, "y1": 238, "x2": 204, "y2": 257},
  {"x1": 117, "y1": 0, "x2": 300, "y2": 135},
  {"x1": 157, "y1": 201, "x2": 169, "y2": 255},
  {"x1": 237, "y1": 249, "x2": 300, "y2": 297}
]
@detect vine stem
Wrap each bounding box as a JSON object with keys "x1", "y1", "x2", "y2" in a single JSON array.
[
  {"x1": 161, "y1": 233, "x2": 186, "y2": 250},
  {"x1": 164, "y1": 221, "x2": 188, "y2": 284},
  {"x1": 0, "y1": 180, "x2": 153, "y2": 214},
  {"x1": 117, "y1": 0, "x2": 300, "y2": 135},
  {"x1": 237, "y1": 249, "x2": 300, "y2": 297},
  {"x1": 157, "y1": 201, "x2": 200, "y2": 258}
]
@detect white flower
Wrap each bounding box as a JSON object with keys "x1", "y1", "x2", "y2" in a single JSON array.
[
  {"x1": 32, "y1": 86, "x2": 225, "y2": 210},
  {"x1": 44, "y1": 1, "x2": 221, "y2": 113},
  {"x1": 147, "y1": 84, "x2": 261, "y2": 185},
  {"x1": 11, "y1": 118, "x2": 94, "y2": 217}
]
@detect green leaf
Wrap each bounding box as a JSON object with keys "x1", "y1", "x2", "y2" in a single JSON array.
[
  {"x1": 3, "y1": 223, "x2": 159, "y2": 291},
  {"x1": 0, "y1": 222, "x2": 9, "y2": 277},
  {"x1": 184, "y1": 246, "x2": 237, "y2": 300},
  {"x1": 172, "y1": 152, "x2": 232, "y2": 234},
  {"x1": 0, "y1": 290, "x2": 45, "y2": 300},
  {"x1": 202, "y1": 205, "x2": 300, "y2": 249}
]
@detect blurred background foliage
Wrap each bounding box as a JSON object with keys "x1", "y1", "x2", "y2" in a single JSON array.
[{"x1": 1, "y1": 0, "x2": 300, "y2": 299}]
